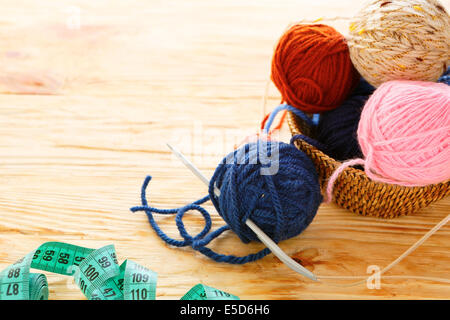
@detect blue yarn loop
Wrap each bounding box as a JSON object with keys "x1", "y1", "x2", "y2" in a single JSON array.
[
  {"x1": 131, "y1": 141, "x2": 322, "y2": 265},
  {"x1": 264, "y1": 104, "x2": 327, "y2": 153},
  {"x1": 263, "y1": 104, "x2": 315, "y2": 134},
  {"x1": 130, "y1": 176, "x2": 267, "y2": 264}
]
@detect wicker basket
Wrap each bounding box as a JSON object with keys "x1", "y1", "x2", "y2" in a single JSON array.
[{"x1": 287, "y1": 112, "x2": 450, "y2": 218}]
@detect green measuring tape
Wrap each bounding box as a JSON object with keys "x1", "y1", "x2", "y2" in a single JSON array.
[
  {"x1": 181, "y1": 284, "x2": 239, "y2": 300},
  {"x1": 0, "y1": 242, "x2": 239, "y2": 300}
]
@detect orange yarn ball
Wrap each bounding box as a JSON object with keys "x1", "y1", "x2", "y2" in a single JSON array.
[{"x1": 271, "y1": 24, "x2": 360, "y2": 114}]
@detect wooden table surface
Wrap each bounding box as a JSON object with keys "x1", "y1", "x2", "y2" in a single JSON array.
[{"x1": 0, "y1": 0, "x2": 449, "y2": 300}]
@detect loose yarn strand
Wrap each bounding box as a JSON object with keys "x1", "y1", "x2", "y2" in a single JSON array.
[
  {"x1": 130, "y1": 176, "x2": 271, "y2": 264},
  {"x1": 325, "y1": 158, "x2": 366, "y2": 203},
  {"x1": 263, "y1": 104, "x2": 314, "y2": 134}
]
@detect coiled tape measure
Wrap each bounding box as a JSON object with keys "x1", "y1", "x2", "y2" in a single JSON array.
[{"x1": 0, "y1": 242, "x2": 239, "y2": 300}]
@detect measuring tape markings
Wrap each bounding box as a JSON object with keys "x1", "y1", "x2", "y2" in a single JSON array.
[
  {"x1": 90, "y1": 264, "x2": 125, "y2": 300},
  {"x1": 90, "y1": 260, "x2": 158, "y2": 300},
  {"x1": 181, "y1": 284, "x2": 239, "y2": 300},
  {"x1": 75, "y1": 244, "x2": 121, "y2": 298},
  {"x1": 123, "y1": 260, "x2": 158, "y2": 300},
  {"x1": 0, "y1": 253, "x2": 33, "y2": 300},
  {"x1": 0, "y1": 242, "x2": 236, "y2": 300},
  {"x1": 31, "y1": 242, "x2": 93, "y2": 276}
]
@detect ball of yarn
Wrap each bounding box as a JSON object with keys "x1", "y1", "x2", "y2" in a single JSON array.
[
  {"x1": 317, "y1": 78, "x2": 375, "y2": 161},
  {"x1": 271, "y1": 24, "x2": 360, "y2": 114},
  {"x1": 210, "y1": 141, "x2": 322, "y2": 244},
  {"x1": 348, "y1": 0, "x2": 450, "y2": 88},
  {"x1": 357, "y1": 80, "x2": 450, "y2": 186}
]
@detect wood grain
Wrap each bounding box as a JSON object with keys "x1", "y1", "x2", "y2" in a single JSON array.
[{"x1": 0, "y1": 0, "x2": 449, "y2": 300}]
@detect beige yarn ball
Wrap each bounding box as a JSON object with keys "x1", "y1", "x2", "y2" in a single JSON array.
[{"x1": 347, "y1": 0, "x2": 450, "y2": 87}]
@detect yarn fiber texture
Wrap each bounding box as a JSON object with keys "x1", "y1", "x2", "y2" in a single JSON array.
[
  {"x1": 210, "y1": 141, "x2": 322, "y2": 244},
  {"x1": 439, "y1": 66, "x2": 450, "y2": 85},
  {"x1": 131, "y1": 141, "x2": 323, "y2": 264},
  {"x1": 357, "y1": 80, "x2": 450, "y2": 186},
  {"x1": 348, "y1": 0, "x2": 450, "y2": 88},
  {"x1": 271, "y1": 24, "x2": 360, "y2": 114},
  {"x1": 317, "y1": 78, "x2": 375, "y2": 161},
  {"x1": 317, "y1": 70, "x2": 448, "y2": 162}
]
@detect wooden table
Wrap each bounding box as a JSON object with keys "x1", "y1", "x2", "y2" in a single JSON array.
[{"x1": 0, "y1": 0, "x2": 449, "y2": 300}]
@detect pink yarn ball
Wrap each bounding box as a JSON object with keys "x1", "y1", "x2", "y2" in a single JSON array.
[{"x1": 357, "y1": 80, "x2": 450, "y2": 186}]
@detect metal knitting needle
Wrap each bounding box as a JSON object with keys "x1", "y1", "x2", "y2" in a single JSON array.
[{"x1": 166, "y1": 143, "x2": 317, "y2": 281}]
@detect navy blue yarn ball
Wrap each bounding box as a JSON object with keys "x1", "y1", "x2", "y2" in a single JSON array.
[
  {"x1": 316, "y1": 78, "x2": 375, "y2": 161},
  {"x1": 438, "y1": 67, "x2": 450, "y2": 85},
  {"x1": 209, "y1": 141, "x2": 322, "y2": 244}
]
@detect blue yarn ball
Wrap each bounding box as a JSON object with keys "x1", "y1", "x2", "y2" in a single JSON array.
[
  {"x1": 209, "y1": 141, "x2": 322, "y2": 244},
  {"x1": 438, "y1": 67, "x2": 450, "y2": 85},
  {"x1": 316, "y1": 78, "x2": 375, "y2": 161}
]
